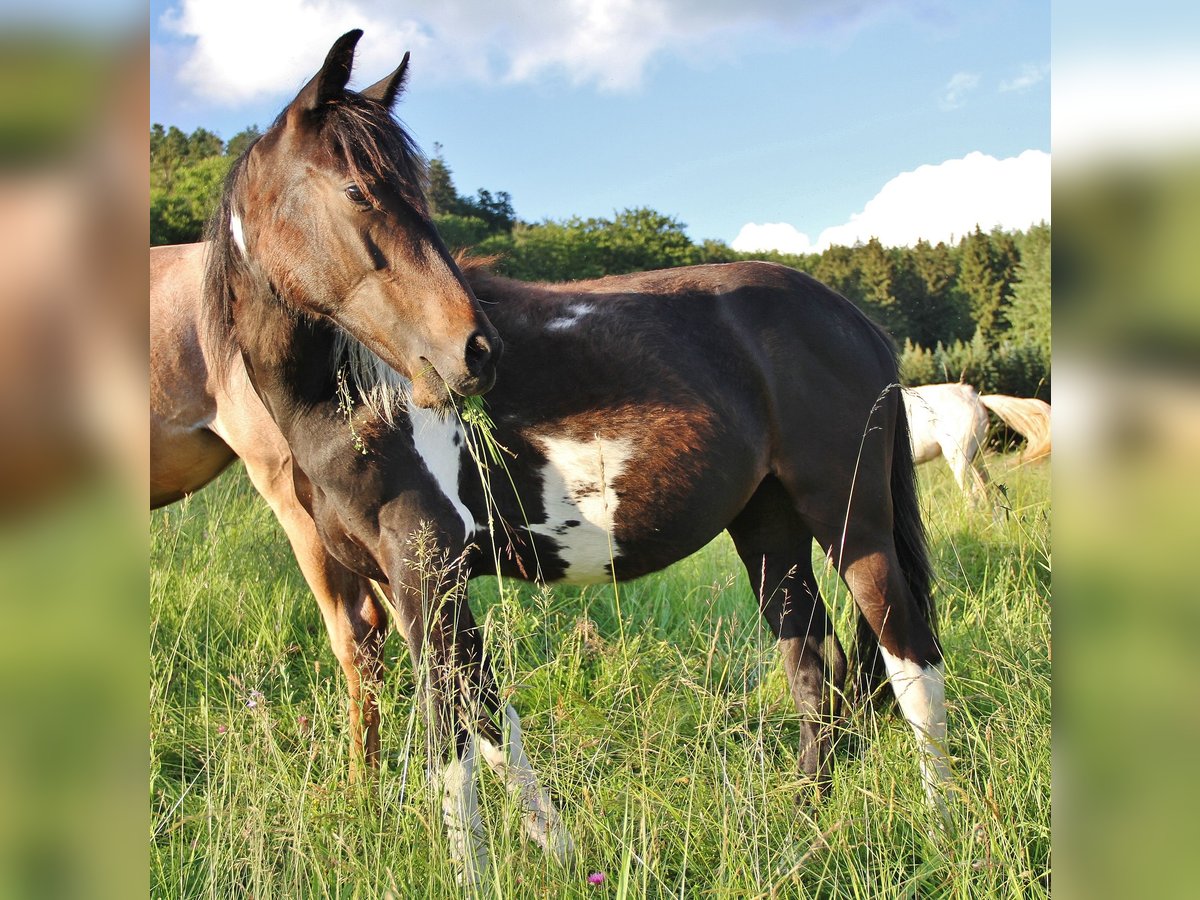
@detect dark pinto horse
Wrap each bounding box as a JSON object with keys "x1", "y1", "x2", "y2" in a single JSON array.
[{"x1": 152, "y1": 31, "x2": 949, "y2": 884}]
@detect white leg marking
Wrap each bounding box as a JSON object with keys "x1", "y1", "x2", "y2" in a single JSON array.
[
  {"x1": 880, "y1": 648, "x2": 953, "y2": 818},
  {"x1": 229, "y1": 211, "x2": 247, "y2": 255},
  {"x1": 528, "y1": 434, "x2": 634, "y2": 583},
  {"x1": 408, "y1": 401, "x2": 475, "y2": 541},
  {"x1": 478, "y1": 705, "x2": 576, "y2": 865},
  {"x1": 440, "y1": 736, "x2": 489, "y2": 885}
]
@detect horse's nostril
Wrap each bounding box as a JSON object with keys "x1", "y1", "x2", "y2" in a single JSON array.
[{"x1": 464, "y1": 331, "x2": 498, "y2": 376}]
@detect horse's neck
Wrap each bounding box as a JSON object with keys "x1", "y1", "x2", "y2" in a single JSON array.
[{"x1": 232, "y1": 283, "x2": 338, "y2": 435}]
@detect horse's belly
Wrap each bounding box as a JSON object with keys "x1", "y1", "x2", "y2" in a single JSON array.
[{"x1": 514, "y1": 436, "x2": 749, "y2": 585}]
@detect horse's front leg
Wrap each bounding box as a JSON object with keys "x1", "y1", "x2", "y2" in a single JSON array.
[
  {"x1": 478, "y1": 700, "x2": 577, "y2": 866},
  {"x1": 388, "y1": 539, "x2": 492, "y2": 884},
  {"x1": 388, "y1": 533, "x2": 575, "y2": 881}
]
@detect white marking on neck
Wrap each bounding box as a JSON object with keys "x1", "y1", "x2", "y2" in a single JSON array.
[
  {"x1": 545, "y1": 303, "x2": 595, "y2": 332},
  {"x1": 478, "y1": 705, "x2": 576, "y2": 865},
  {"x1": 528, "y1": 433, "x2": 633, "y2": 584},
  {"x1": 407, "y1": 401, "x2": 475, "y2": 541},
  {"x1": 229, "y1": 211, "x2": 247, "y2": 255},
  {"x1": 880, "y1": 648, "x2": 953, "y2": 820},
  {"x1": 439, "y1": 735, "x2": 489, "y2": 885}
]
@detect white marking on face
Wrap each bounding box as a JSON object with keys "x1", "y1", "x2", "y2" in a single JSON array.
[
  {"x1": 229, "y1": 211, "x2": 247, "y2": 255},
  {"x1": 528, "y1": 434, "x2": 634, "y2": 584},
  {"x1": 880, "y1": 648, "x2": 953, "y2": 818},
  {"x1": 439, "y1": 736, "x2": 489, "y2": 884},
  {"x1": 478, "y1": 705, "x2": 576, "y2": 865},
  {"x1": 545, "y1": 303, "x2": 595, "y2": 332},
  {"x1": 407, "y1": 402, "x2": 474, "y2": 541}
]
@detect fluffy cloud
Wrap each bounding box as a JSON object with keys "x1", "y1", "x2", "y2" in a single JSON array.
[
  {"x1": 159, "y1": 0, "x2": 940, "y2": 103},
  {"x1": 160, "y1": 1, "x2": 429, "y2": 103},
  {"x1": 730, "y1": 222, "x2": 814, "y2": 255},
  {"x1": 732, "y1": 149, "x2": 1050, "y2": 254}
]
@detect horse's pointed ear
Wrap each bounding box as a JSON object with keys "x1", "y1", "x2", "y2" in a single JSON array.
[
  {"x1": 360, "y1": 51, "x2": 410, "y2": 110},
  {"x1": 292, "y1": 29, "x2": 363, "y2": 114}
]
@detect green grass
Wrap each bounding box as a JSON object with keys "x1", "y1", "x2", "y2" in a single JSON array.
[{"x1": 151, "y1": 456, "x2": 1050, "y2": 898}]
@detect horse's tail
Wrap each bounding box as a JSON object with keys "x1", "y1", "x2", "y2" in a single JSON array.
[
  {"x1": 853, "y1": 388, "x2": 939, "y2": 708},
  {"x1": 980, "y1": 394, "x2": 1052, "y2": 461}
]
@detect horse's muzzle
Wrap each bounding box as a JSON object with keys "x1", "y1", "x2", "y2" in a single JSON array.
[{"x1": 457, "y1": 329, "x2": 502, "y2": 396}]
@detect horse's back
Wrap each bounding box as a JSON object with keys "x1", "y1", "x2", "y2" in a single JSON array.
[
  {"x1": 904, "y1": 382, "x2": 988, "y2": 462},
  {"x1": 150, "y1": 241, "x2": 236, "y2": 507},
  {"x1": 470, "y1": 261, "x2": 906, "y2": 569}
]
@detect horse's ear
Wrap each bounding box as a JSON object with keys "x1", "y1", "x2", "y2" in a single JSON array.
[
  {"x1": 360, "y1": 52, "x2": 410, "y2": 110},
  {"x1": 292, "y1": 29, "x2": 363, "y2": 114}
]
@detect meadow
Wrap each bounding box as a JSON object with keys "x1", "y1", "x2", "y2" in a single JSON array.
[{"x1": 150, "y1": 454, "x2": 1050, "y2": 898}]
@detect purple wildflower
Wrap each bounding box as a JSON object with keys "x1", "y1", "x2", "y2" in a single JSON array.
[
  {"x1": 587, "y1": 872, "x2": 606, "y2": 885},
  {"x1": 217, "y1": 724, "x2": 228, "y2": 735},
  {"x1": 246, "y1": 690, "x2": 264, "y2": 709}
]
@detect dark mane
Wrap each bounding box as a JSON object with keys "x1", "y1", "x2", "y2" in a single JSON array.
[
  {"x1": 201, "y1": 94, "x2": 431, "y2": 383},
  {"x1": 201, "y1": 149, "x2": 255, "y2": 384}
]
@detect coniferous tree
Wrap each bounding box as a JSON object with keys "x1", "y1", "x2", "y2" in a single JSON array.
[
  {"x1": 957, "y1": 226, "x2": 1007, "y2": 343},
  {"x1": 812, "y1": 245, "x2": 860, "y2": 301},
  {"x1": 1005, "y1": 222, "x2": 1051, "y2": 359},
  {"x1": 854, "y1": 237, "x2": 907, "y2": 337},
  {"x1": 901, "y1": 239, "x2": 973, "y2": 346},
  {"x1": 427, "y1": 146, "x2": 462, "y2": 217}
]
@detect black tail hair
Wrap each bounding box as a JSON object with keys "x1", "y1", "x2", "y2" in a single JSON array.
[{"x1": 852, "y1": 388, "x2": 938, "y2": 708}]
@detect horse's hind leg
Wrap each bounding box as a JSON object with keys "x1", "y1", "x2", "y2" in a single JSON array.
[
  {"x1": 728, "y1": 477, "x2": 847, "y2": 786},
  {"x1": 822, "y1": 527, "x2": 951, "y2": 813}
]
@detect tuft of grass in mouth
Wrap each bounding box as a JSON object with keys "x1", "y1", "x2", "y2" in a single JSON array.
[{"x1": 459, "y1": 394, "x2": 508, "y2": 468}]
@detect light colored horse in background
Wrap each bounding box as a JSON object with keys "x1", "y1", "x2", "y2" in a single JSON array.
[{"x1": 904, "y1": 383, "x2": 1051, "y2": 505}]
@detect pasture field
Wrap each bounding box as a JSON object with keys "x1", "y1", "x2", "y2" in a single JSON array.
[{"x1": 151, "y1": 455, "x2": 1050, "y2": 898}]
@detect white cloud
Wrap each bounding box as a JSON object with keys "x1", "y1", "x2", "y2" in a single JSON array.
[
  {"x1": 159, "y1": 0, "x2": 944, "y2": 103},
  {"x1": 999, "y1": 61, "x2": 1049, "y2": 93},
  {"x1": 939, "y1": 71, "x2": 979, "y2": 110},
  {"x1": 731, "y1": 222, "x2": 814, "y2": 254},
  {"x1": 734, "y1": 150, "x2": 1050, "y2": 254},
  {"x1": 160, "y1": 1, "x2": 428, "y2": 103}
]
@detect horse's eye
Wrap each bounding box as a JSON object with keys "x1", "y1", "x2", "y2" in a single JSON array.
[{"x1": 345, "y1": 184, "x2": 368, "y2": 205}]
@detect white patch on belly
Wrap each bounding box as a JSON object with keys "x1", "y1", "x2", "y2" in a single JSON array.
[
  {"x1": 478, "y1": 704, "x2": 575, "y2": 865},
  {"x1": 528, "y1": 433, "x2": 633, "y2": 584},
  {"x1": 407, "y1": 401, "x2": 474, "y2": 541},
  {"x1": 880, "y1": 648, "x2": 953, "y2": 820},
  {"x1": 545, "y1": 303, "x2": 594, "y2": 331},
  {"x1": 229, "y1": 211, "x2": 247, "y2": 255}
]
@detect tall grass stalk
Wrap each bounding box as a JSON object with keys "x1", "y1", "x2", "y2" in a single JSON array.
[{"x1": 151, "y1": 455, "x2": 1050, "y2": 898}]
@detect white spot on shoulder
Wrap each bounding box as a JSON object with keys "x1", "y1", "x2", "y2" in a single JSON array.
[
  {"x1": 229, "y1": 211, "x2": 247, "y2": 255},
  {"x1": 407, "y1": 401, "x2": 475, "y2": 541},
  {"x1": 528, "y1": 433, "x2": 633, "y2": 584},
  {"x1": 545, "y1": 303, "x2": 595, "y2": 331}
]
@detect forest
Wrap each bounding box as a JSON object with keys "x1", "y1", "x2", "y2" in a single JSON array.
[{"x1": 151, "y1": 124, "x2": 1051, "y2": 398}]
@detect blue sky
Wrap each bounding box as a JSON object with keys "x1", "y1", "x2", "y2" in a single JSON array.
[{"x1": 149, "y1": 1, "x2": 1051, "y2": 251}]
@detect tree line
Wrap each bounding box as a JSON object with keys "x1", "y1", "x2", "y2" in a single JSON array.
[{"x1": 151, "y1": 125, "x2": 1050, "y2": 398}]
